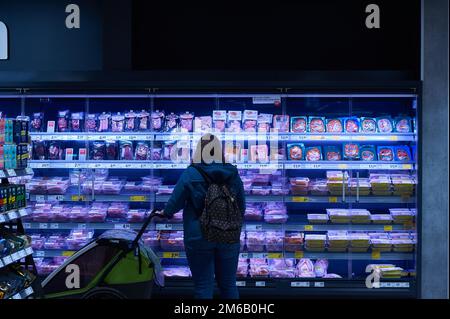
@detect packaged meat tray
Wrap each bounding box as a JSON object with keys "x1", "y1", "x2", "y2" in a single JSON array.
[
  {"x1": 369, "y1": 233, "x2": 392, "y2": 252},
  {"x1": 394, "y1": 146, "x2": 412, "y2": 162},
  {"x1": 326, "y1": 118, "x2": 343, "y2": 133},
  {"x1": 86, "y1": 208, "x2": 107, "y2": 222},
  {"x1": 263, "y1": 203, "x2": 287, "y2": 216},
  {"x1": 160, "y1": 231, "x2": 184, "y2": 251},
  {"x1": 249, "y1": 259, "x2": 270, "y2": 278},
  {"x1": 327, "y1": 231, "x2": 349, "y2": 251},
  {"x1": 343, "y1": 117, "x2": 360, "y2": 133},
  {"x1": 237, "y1": 259, "x2": 249, "y2": 278},
  {"x1": 304, "y1": 234, "x2": 326, "y2": 251},
  {"x1": 271, "y1": 186, "x2": 290, "y2": 196},
  {"x1": 243, "y1": 110, "x2": 258, "y2": 132},
  {"x1": 360, "y1": 117, "x2": 377, "y2": 133},
  {"x1": 30, "y1": 234, "x2": 45, "y2": 250},
  {"x1": 246, "y1": 232, "x2": 265, "y2": 252},
  {"x1": 377, "y1": 146, "x2": 395, "y2": 161},
  {"x1": 126, "y1": 209, "x2": 146, "y2": 223},
  {"x1": 163, "y1": 267, "x2": 191, "y2": 278},
  {"x1": 391, "y1": 239, "x2": 415, "y2": 252},
  {"x1": 289, "y1": 177, "x2": 309, "y2": 195},
  {"x1": 268, "y1": 259, "x2": 297, "y2": 278},
  {"x1": 226, "y1": 111, "x2": 242, "y2": 133},
  {"x1": 212, "y1": 110, "x2": 226, "y2": 133},
  {"x1": 376, "y1": 117, "x2": 394, "y2": 133},
  {"x1": 290, "y1": 116, "x2": 307, "y2": 133},
  {"x1": 296, "y1": 258, "x2": 315, "y2": 278},
  {"x1": 287, "y1": 143, "x2": 305, "y2": 161},
  {"x1": 308, "y1": 117, "x2": 326, "y2": 133},
  {"x1": 370, "y1": 214, "x2": 393, "y2": 224},
  {"x1": 326, "y1": 171, "x2": 349, "y2": 181},
  {"x1": 394, "y1": 117, "x2": 412, "y2": 133},
  {"x1": 272, "y1": 115, "x2": 289, "y2": 133},
  {"x1": 142, "y1": 231, "x2": 159, "y2": 248},
  {"x1": 65, "y1": 230, "x2": 94, "y2": 250},
  {"x1": 359, "y1": 145, "x2": 377, "y2": 161},
  {"x1": 308, "y1": 179, "x2": 329, "y2": 195},
  {"x1": 349, "y1": 209, "x2": 371, "y2": 224},
  {"x1": 124, "y1": 181, "x2": 143, "y2": 192},
  {"x1": 307, "y1": 214, "x2": 329, "y2": 224},
  {"x1": 327, "y1": 209, "x2": 351, "y2": 224},
  {"x1": 305, "y1": 146, "x2": 322, "y2": 161},
  {"x1": 348, "y1": 179, "x2": 371, "y2": 196},
  {"x1": 257, "y1": 113, "x2": 273, "y2": 133},
  {"x1": 324, "y1": 146, "x2": 342, "y2": 161},
  {"x1": 389, "y1": 208, "x2": 415, "y2": 224},
  {"x1": 251, "y1": 186, "x2": 271, "y2": 196},
  {"x1": 244, "y1": 204, "x2": 263, "y2": 221},
  {"x1": 107, "y1": 203, "x2": 129, "y2": 219},
  {"x1": 284, "y1": 232, "x2": 304, "y2": 252},
  {"x1": 265, "y1": 232, "x2": 284, "y2": 251},
  {"x1": 343, "y1": 143, "x2": 360, "y2": 160},
  {"x1": 171, "y1": 211, "x2": 183, "y2": 223},
  {"x1": 43, "y1": 234, "x2": 67, "y2": 250},
  {"x1": 156, "y1": 186, "x2": 175, "y2": 195},
  {"x1": 68, "y1": 206, "x2": 89, "y2": 222},
  {"x1": 348, "y1": 232, "x2": 371, "y2": 249},
  {"x1": 269, "y1": 268, "x2": 296, "y2": 278},
  {"x1": 264, "y1": 214, "x2": 288, "y2": 224}
]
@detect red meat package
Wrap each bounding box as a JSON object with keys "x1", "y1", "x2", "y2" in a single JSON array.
[
  {"x1": 212, "y1": 110, "x2": 226, "y2": 133},
  {"x1": 343, "y1": 143, "x2": 360, "y2": 160},
  {"x1": 326, "y1": 118, "x2": 343, "y2": 133},
  {"x1": 226, "y1": 111, "x2": 242, "y2": 133},
  {"x1": 308, "y1": 117, "x2": 326, "y2": 133},
  {"x1": 272, "y1": 115, "x2": 289, "y2": 132},
  {"x1": 249, "y1": 144, "x2": 269, "y2": 163},
  {"x1": 291, "y1": 116, "x2": 307, "y2": 133},
  {"x1": 243, "y1": 110, "x2": 258, "y2": 132}
]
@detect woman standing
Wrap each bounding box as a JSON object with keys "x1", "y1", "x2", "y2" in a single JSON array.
[{"x1": 161, "y1": 134, "x2": 245, "y2": 299}]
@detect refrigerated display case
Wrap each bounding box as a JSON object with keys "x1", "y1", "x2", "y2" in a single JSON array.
[{"x1": 0, "y1": 89, "x2": 419, "y2": 298}]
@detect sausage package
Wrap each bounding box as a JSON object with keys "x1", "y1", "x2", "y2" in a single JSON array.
[
  {"x1": 377, "y1": 146, "x2": 395, "y2": 161},
  {"x1": 57, "y1": 110, "x2": 70, "y2": 132},
  {"x1": 70, "y1": 112, "x2": 84, "y2": 132},
  {"x1": 343, "y1": 117, "x2": 360, "y2": 133},
  {"x1": 85, "y1": 113, "x2": 98, "y2": 132},
  {"x1": 224, "y1": 142, "x2": 241, "y2": 163},
  {"x1": 243, "y1": 110, "x2": 258, "y2": 132},
  {"x1": 90, "y1": 141, "x2": 106, "y2": 160},
  {"x1": 212, "y1": 110, "x2": 226, "y2": 133},
  {"x1": 249, "y1": 144, "x2": 269, "y2": 163},
  {"x1": 324, "y1": 145, "x2": 342, "y2": 161},
  {"x1": 290, "y1": 116, "x2": 307, "y2": 133},
  {"x1": 273, "y1": 115, "x2": 289, "y2": 133},
  {"x1": 119, "y1": 141, "x2": 134, "y2": 160},
  {"x1": 308, "y1": 116, "x2": 326, "y2": 133},
  {"x1": 164, "y1": 112, "x2": 179, "y2": 132},
  {"x1": 326, "y1": 118, "x2": 343, "y2": 133},
  {"x1": 305, "y1": 146, "x2": 322, "y2": 161},
  {"x1": 343, "y1": 143, "x2": 360, "y2": 160},
  {"x1": 135, "y1": 142, "x2": 150, "y2": 160},
  {"x1": 226, "y1": 111, "x2": 242, "y2": 133},
  {"x1": 105, "y1": 141, "x2": 118, "y2": 160},
  {"x1": 151, "y1": 110, "x2": 165, "y2": 132},
  {"x1": 394, "y1": 116, "x2": 412, "y2": 133},
  {"x1": 376, "y1": 117, "x2": 394, "y2": 133},
  {"x1": 287, "y1": 143, "x2": 305, "y2": 160},
  {"x1": 257, "y1": 113, "x2": 273, "y2": 133},
  {"x1": 124, "y1": 110, "x2": 138, "y2": 132},
  {"x1": 359, "y1": 145, "x2": 377, "y2": 161},
  {"x1": 394, "y1": 146, "x2": 412, "y2": 161},
  {"x1": 360, "y1": 117, "x2": 377, "y2": 133},
  {"x1": 194, "y1": 116, "x2": 212, "y2": 133},
  {"x1": 30, "y1": 112, "x2": 45, "y2": 132},
  {"x1": 111, "y1": 113, "x2": 125, "y2": 133},
  {"x1": 98, "y1": 112, "x2": 111, "y2": 132},
  {"x1": 180, "y1": 112, "x2": 194, "y2": 132},
  {"x1": 137, "y1": 110, "x2": 150, "y2": 131}
]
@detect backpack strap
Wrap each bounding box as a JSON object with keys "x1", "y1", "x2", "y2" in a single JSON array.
[{"x1": 190, "y1": 164, "x2": 213, "y2": 184}]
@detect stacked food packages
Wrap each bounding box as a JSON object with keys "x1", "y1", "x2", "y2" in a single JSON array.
[
  {"x1": 389, "y1": 208, "x2": 415, "y2": 224},
  {"x1": 366, "y1": 264, "x2": 405, "y2": 279},
  {"x1": 348, "y1": 232, "x2": 371, "y2": 252},
  {"x1": 289, "y1": 177, "x2": 309, "y2": 195},
  {"x1": 327, "y1": 231, "x2": 349, "y2": 252},
  {"x1": 348, "y1": 178, "x2": 371, "y2": 196},
  {"x1": 327, "y1": 209, "x2": 351, "y2": 224},
  {"x1": 284, "y1": 232, "x2": 304, "y2": 252},
  {"x1": 349, "y1": 209, "x2": 371, "y2": 224},
  {"x1": 369, "y1": 233, "x2": 392, "y2": 252},
  {"x1": 391, "y1": 174, "x2": 416, "y2": 197},
  {"x1": 307, "y1": 213, "x2": 329, "y2": 224},
  {"x1": 327, "y1": 171, "x2": 349, "y2": 195},
  {"x1": 304, "y1": 234, "x2": 327, "y2": 252},
  {"x1": 369, "y1": 173, "x2": 392, "y2": 196}
]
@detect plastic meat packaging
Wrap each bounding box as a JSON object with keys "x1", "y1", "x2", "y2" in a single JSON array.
[
  {"x1": 291, "y1": 116, "x2": 307, "y2": 133},
  {"x1": 246, "y1": 231, "x2": 265, "y2": 252}
]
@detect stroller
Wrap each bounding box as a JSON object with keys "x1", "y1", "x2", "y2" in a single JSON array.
[{"x1": 41, "y1": 210, "x2": 164, "y2": 299}]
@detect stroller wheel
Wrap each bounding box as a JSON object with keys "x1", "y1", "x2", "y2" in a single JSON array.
[{"x1": 82, "y1": 287, "x2": 127, "y2": 299}]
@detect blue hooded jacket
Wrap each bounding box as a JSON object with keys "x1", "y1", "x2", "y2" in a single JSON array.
[{"x1": 164, "y1": 163, "x2": 246, "y2": 243}]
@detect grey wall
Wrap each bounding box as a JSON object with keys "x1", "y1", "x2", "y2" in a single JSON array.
[{"x1": 421, "y1": 0, "x2": 449, "y2": 299}]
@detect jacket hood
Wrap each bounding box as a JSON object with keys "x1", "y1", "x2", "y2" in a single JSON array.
[{"x1": 196, "y1": 163, "x2": 238, "y2": 183}]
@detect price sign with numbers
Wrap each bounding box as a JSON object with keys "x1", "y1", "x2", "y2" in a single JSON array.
[
  {"x1": 291, "y1": 281, "x2": 310, "y2": 287},
  {"x1": 163, "y1": 252, "x2": 180, "y2": 258},
  {"x1": 39, "y1": 223, "x2": 48, "y2": 229},
  {"x1": 156, "y1": 224, "x2": 173, "y2": 230},
  {"x1": 50, "y1": 223, "x2": 60, "y2": 229},
  {"x1": 255, "y1": 281, "x2": 266, "y2": 287},
  {"x1": 114, "y1": 224, "x2": 131, "y2": 230}
]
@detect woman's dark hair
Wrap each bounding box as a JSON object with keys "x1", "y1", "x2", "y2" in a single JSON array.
[{"x1": 192, "y1": 134, "x2": 226, "y2": 164}]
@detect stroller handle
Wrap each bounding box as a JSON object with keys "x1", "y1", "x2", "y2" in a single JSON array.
[{"x1": 132, "y1": 209, "x2": 165, "y2": 247}]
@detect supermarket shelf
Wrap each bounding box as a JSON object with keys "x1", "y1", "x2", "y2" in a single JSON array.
[
  {"x1": 0, "y1": 247, "x2": 34, "y2": 270},
  {"x1": 157, "y1": 251, "x2": 415, "y2": 261},
  {"x1": 0, "y1": 208, "x2": 29, "y2": 224},
  {"x1": 29, "y1": 160, "x2": 416, "y2": 170},
  {"x1": 30, "y1": 132, "x2": 417, "y2": 142},
  {"x1": 22, "y1": 221, "x2": 409, "y2": 232},
  {"x1": 29, "y1": 194, "x2": 153, "y2": 203},
  {"x1": 0, "y1": 168, "x2": 34, "y2": 179},
  {"x1": 8, "y1": 286, "x2": 34, "y2": 300}
]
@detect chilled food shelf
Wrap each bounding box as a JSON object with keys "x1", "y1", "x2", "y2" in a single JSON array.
[
  {"x1": 22, "y1": 221, "x2": 407, "y2": 232},
  {"x1": 156, "y1": 251, "x2": 414, "y2": 261},
  {"x1": 30, "y1": 132, "x2": 417, "y2": 143},
  {"x1": 28, "y1": 160, "x2": 415, "y2": 170},
  {"x1": 0, "y1": 247, "x2": 34, "y2": 269},
  {"x1": 0, "y1": 208, "x2": 29, "y2": 224},
  {"x1": 8, "y1": 286, "x2": 34, "y2": 300},
  {"x1": 0, "y1": 168, "x2": 34, "y2": 179}
]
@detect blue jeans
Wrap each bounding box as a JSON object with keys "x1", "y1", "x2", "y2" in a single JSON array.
[{"x1": 185, "y1": 240, "x2": 240, "y2": 299}]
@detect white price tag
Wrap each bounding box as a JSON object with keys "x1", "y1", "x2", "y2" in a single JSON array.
[
  {"x1": 23, "y1": 223, "x2": 31, "y2": 229},
  {"x1": 239, "y1": 253, "x2": 249, "y2": 259},
  {"x1": 18, "y1": 250, "x2": 27, "y2": 258},
  {"x1": 0, "y1": 214, "x2": 5, "y2": 223},
  {"x1": 11, "y1": 293, "x2": 21, "y2": 300},
  {"x1": 6, "y1": 169, "x2": 16, "y2": 177},
  {"x1": 246, "y1": 224, "x2": 263, "y2": 231},
  {"x1": 25, "y1": 247, "x2": 33, "y2": 255},
  {"x1": 156, "y1": 224, "x2": 173, "y2": 230},
  {"x1": 314, "y1": 282, "x2": 325, "y2": 287},
  {"x1": 39, "y1": 223, "x2": 48, "y2": 229},
  {"x1": 252, "y1": 253, "x2": 267, "y2": 259},
  {"x1": 50, "y1": 223, "x2": 60, "y2": 229},
  {"x1": 77, "y1": 224, "x2": 87, "y2": 229},
  {"x1": 8, "y1": 211, "x2": 18, "y2": 220},
  {"x1": 114, "y1": 224, "x2": 131, "y2": 230},
  {"x1": 24, "y1": 287, "x2": 33, "y2": 296},
  {"x1": 255, "y1": 281, "x2": 266, "y2": 287},
  {"x1": 48, "y1": 195, "x2": 64, "y2": 201},
  {"x1": 35, "y1": 195, "x2": 46, "y2": 202},
  {"x1": 19, "y1": 209, "x2": 27, "y2": 217},
  {"x1": 236, "y1": 281, "x2": 246, "y2": 287},
  {"x1": 35, "y1": 251, "x2": 45, "y2": 257},
  {"x1": 291, "y1": 281, "x2": 310, "y2": 287},
  {"x1": 0, "y1": 260, "x2": 4, "y2": 267},
  {"x1": 0, "y1": 171, "x2": 6, "y2": 178}
]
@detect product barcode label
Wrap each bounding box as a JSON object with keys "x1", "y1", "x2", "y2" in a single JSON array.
[
  {"x1": 11, "y1": 293, "x2": 21, "y2": 300},
  {"x1": 236, "y1": 281, "x2": 246, "y2": 287},
  {"x1": 18, "y1": 250, "x2": 27, "y2": 258},
  {"x1": 255, "y1": 281, "x2": 266, "y2": 287},
  {"x1": 314, "y1": 282, "x2": 325, "y2": 287}
]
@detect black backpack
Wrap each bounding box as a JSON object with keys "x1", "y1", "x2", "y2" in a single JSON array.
[{"x1": 191, "y1": 164, "x2": 243, "y2": 244}]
